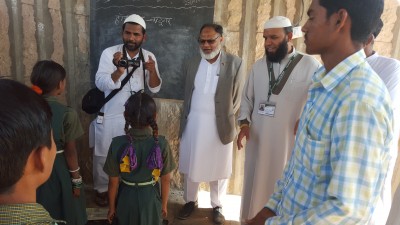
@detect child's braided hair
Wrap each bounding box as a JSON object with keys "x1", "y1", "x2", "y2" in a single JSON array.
[{"x1": 124, "y1": 91, "x2": 158, "y2": 141}]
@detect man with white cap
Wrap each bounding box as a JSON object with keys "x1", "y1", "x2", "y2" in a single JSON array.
[
  {"x1": 90, "y1": 14, "x2": 161, "y2": 206},
  {"x1": 177, "y1": 23, "x2": 245, "y2": 224},
  {"x1": 247, "y1": 0, "x2": 392, "y2": 223},
  {"x1": 237, "y1": 16, "x2": 320, "y2": 222}
]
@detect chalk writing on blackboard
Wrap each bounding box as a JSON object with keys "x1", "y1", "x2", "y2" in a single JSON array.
[
  {"x1": 114, "y1": 14, "x2": 173, "y2": 27},
  {"x1": 96, "y1": 5, "x2": 213, "y2": 11},
  {"x1": 90, "y1": 0, "x2": 215, "y2": 99},
  {"x1": 184, "y1": 0, "x2": 202, "y2": 6}
]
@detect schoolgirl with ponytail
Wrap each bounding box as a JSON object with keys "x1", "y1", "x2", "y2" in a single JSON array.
[
  {"x1": 104, "y1": 92, "x2": 176, "y2": 225},
  {"x1": 31, "y1": 60, "x2": 87, "y2": 225}
]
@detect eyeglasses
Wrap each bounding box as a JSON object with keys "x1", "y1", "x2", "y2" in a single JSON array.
[{"x1": 198, "y1": 35, "x2": 220, "y2": 45}]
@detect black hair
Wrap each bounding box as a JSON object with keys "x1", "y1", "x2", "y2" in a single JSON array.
[
  {"x1": 319, "y1": 0, "x2": 384, "y2": 43},
  {"x1": 0, "y1": 79, "x2": 52, "y2": 193},
  {"x1": 30, "y1": 60, "x2": 66, "y2": 95},
  {"x1": 283, "y1": 26, "x2": 293, "y2": 35},
  {"x1": 122, "y1": 22, "x2": 146, "y2": 35},
  {"x1": 373, "y1": 19, "x2": 384, "y2": 38},
  {"x1": 199, "y1": 23, "x2": 223, "y2": 36},
  {"x1": 124, "y1": 92, "x2": 158, "y2": 140}
]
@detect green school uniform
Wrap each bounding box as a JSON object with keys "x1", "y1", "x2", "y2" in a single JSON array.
[
  {"x1": 37, "y1": 96, "x2": 87, "y2": 225},
  {"x1": 104, "y1": 128, "x2": 176, "y2": 225}
]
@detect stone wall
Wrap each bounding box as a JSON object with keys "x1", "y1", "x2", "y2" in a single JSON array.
[{"x1": 1, "y1": 0, "x2": 400, "y2": 195}]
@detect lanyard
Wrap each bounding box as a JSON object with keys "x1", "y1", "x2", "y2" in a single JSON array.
[{"x1": 267, "y1": 54, "x2": 296, "y2": 101}]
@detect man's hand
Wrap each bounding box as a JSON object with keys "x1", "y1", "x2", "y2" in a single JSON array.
[
  {"x1": 111, "y1": 52, "x2": 126, "y2": 82},
  {"x1": 245, "y1": 207, "x2": 276, "y2": 225},
  {"x1": 145, "y1": 55, "x2": 156, "y2": 74},
  {"x1": 293, "y1": 119, "x2": 299, "y2": 135},
  {"x1": 237, "y1": 125, "x2": 250, "y2": 150},
  {"x1": 107, "y1": 208, "x2": 116, "y2": 224},
  {"x1": 162, "y1": 205, "x2": 168, "y2": 218},
  {"x1": 72, "y1": 188, "x2": 80, "y2": 198}
]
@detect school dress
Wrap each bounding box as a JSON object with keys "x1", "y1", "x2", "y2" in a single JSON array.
[
  {"x1": 103, "y1": 128, "x2": 176, "y2": 225},
  {"x1": 37, "y1": 96, "x2": 87, "y2": 225}
]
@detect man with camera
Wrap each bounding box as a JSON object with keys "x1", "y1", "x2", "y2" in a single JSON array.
[{"x1": 90, "y1": 14, "x2": 161, "y2": 207}]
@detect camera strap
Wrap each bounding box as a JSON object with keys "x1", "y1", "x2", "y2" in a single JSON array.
[{"x1": 139, "y1": 48, "x2": 146, "y2": 91}]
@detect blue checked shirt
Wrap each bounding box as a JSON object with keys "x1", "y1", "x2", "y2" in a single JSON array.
[{"x1": 265, "y1": 50, "x2": 393, "y2": 224}]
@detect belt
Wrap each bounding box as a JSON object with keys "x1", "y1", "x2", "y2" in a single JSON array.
[
  {"x1": 56, "y1": 150, "x2": 64, "y2": 154},
  {"x1": 122, "y1": 179, "x2": 156, "y2": 186}
]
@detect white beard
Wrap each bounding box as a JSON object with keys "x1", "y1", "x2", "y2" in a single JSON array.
[{"x1": 199, "y1": 44, "x2": 222, "y2": 60}]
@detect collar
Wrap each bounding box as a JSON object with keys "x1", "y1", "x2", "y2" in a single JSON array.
[
  {"x1": 122, "y1": 45, "x2": 140, "y2": 60},
  {"x1": 366, "y1": 51, "x2": 379, "y2": 62},
  {"x1": 287, "y1": 47, "x2": 297, "y2": 59},
  {"x1": 0, "y1": 203, "x2": 62, "y2": 224},
  {"x1": 312, "y1": 49, "x2": 366, "y2": 91},
  {"x1": 127, "y1": 127, "x2": 153, "y2": 140}
]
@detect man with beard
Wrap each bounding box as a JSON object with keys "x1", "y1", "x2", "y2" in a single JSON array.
[
  {"x1": 178, "y1": 23, "x2": 245, "y2": 224},
  {"x1": 247, "y1": 0, "x2": 392, "y2": 223},
  {"x1": 237, "y1": 16, "x2": 320, "y2": 222},
  {"x1": 90, "y1": 14, "x2": 161, "y2": 206}
]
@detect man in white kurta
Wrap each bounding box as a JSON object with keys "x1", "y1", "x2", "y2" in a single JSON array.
[
  {"x1": 178, "y1": 23, "x2": 244, "y2": 224},
  {"x1": 237, "y1": 16, "x2": 320, "y2": 221},
  {"x1": 89, "y1": 14, "x2": 161, "y2": 206},
  {"x1": 364, "y1": 20, "x2": 400, "y2": 225}
]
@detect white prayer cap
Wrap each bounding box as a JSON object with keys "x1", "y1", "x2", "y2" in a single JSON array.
[
  {"x1": 264, "y1": 16, "x2": 292, "y2": 29},
  {"x1": 124, "y1": 14, "x2": 146, "y2": 30}
]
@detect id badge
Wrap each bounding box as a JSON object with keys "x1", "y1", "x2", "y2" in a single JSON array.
[
  {"x1": 258, "y1": 102, "x2": 276, "y2": 117},
  {"x1": 96, "y1": 114, "x2": 104, "y2": 124}
]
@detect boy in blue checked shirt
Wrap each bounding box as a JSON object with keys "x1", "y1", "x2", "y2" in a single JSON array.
[
  {"x1": 0, "y1": 79, "x2": 62, "y2": 225},
  {"x1": 246, "y1": 0, "x2": 393, "y2": 224}
]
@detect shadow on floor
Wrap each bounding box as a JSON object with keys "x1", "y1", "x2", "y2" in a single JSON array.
[{"x1": 85, "y1": 188, "x2": 240, "y2": 225}]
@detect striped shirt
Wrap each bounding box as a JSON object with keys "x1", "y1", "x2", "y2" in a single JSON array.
[
  {"x1": 0, "y1": 203, "x2": 63, "y2": 224},
  {"x1": 265, "y1": 50, "x2": 393, "y2": 224}
]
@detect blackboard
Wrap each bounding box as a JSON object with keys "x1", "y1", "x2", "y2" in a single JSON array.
[{"x1": 90, "y1": 0, "x2": 215, "y2": 100}]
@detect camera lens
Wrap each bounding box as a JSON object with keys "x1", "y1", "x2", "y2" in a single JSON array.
[{"x1": 118, "y1": 59, "x2": 127, "y2": 67}]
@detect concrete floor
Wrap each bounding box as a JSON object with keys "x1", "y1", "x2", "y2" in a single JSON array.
[{"x1": 86, "y1": 188, "x2": 241, "y2": 225}]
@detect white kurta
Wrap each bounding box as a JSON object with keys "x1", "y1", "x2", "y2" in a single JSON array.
[
  {"x1": 179, "y1": 56, "x2": 233, "y2": 182},
  {"x1": 366, "y1": 53, "x2": 400, "y2": 225},
  {"x1": 89, "y1": 44, "x2": 161, "y2": 157},
  {"x1": 238, "y1": 50, "x2": 320, "y2": 220}
]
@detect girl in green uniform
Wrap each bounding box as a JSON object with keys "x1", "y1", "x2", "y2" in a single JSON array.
[
  {"x1": 31, "y1": 60, "x2": 87, "y2": 225},
  {"x1": 104, "y1": 92, "x2": 176, "y2": 225}
]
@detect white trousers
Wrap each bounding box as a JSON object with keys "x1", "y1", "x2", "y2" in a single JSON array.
[
  {"x1": 93, "y1": 155, "x2": 109, "y2": 193},
  {"x1": 184, "y1": 174, "x2": 228, "y2": 208}
]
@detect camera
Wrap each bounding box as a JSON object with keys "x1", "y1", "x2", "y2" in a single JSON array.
[{"x1": 117, "y1": 58, "x2": 141, "y2": 68}]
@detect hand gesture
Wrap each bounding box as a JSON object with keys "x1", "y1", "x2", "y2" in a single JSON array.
[
  {"x1": 237, "y1": 125, "x2": 250, "y2": 150},
  {"x1": 107, "y1": 208, "x2": 116, "y2": 224},
  {"x1": 144, "y1": 56, "x2": 156, "y2": 74},
  {"x1": 113, "y1": 52, "x2": 126, "y2": 73},
  {"x1": 244, "y1": 207, "x2": 276, "y2": 225},
  {"x1": 72, "y1": 188, "x2": 80, "y2": 198},
  {"x1": 293, "y1": 119, "x2": 300, "y2": 135},
  {"x1": 162, "y1": 205, "x2": 168, "y2": 218}
]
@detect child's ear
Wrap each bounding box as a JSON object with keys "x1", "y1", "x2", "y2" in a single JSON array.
[
  {"x1": 30, "y1": 146, "x2": 47, "y2": 173},
  {"x1": 21, "y1": 147, "x2": 46, "y2": 183},
  {"x1": 29, "y1": 145, "x2": 55, "y2": 179}
]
